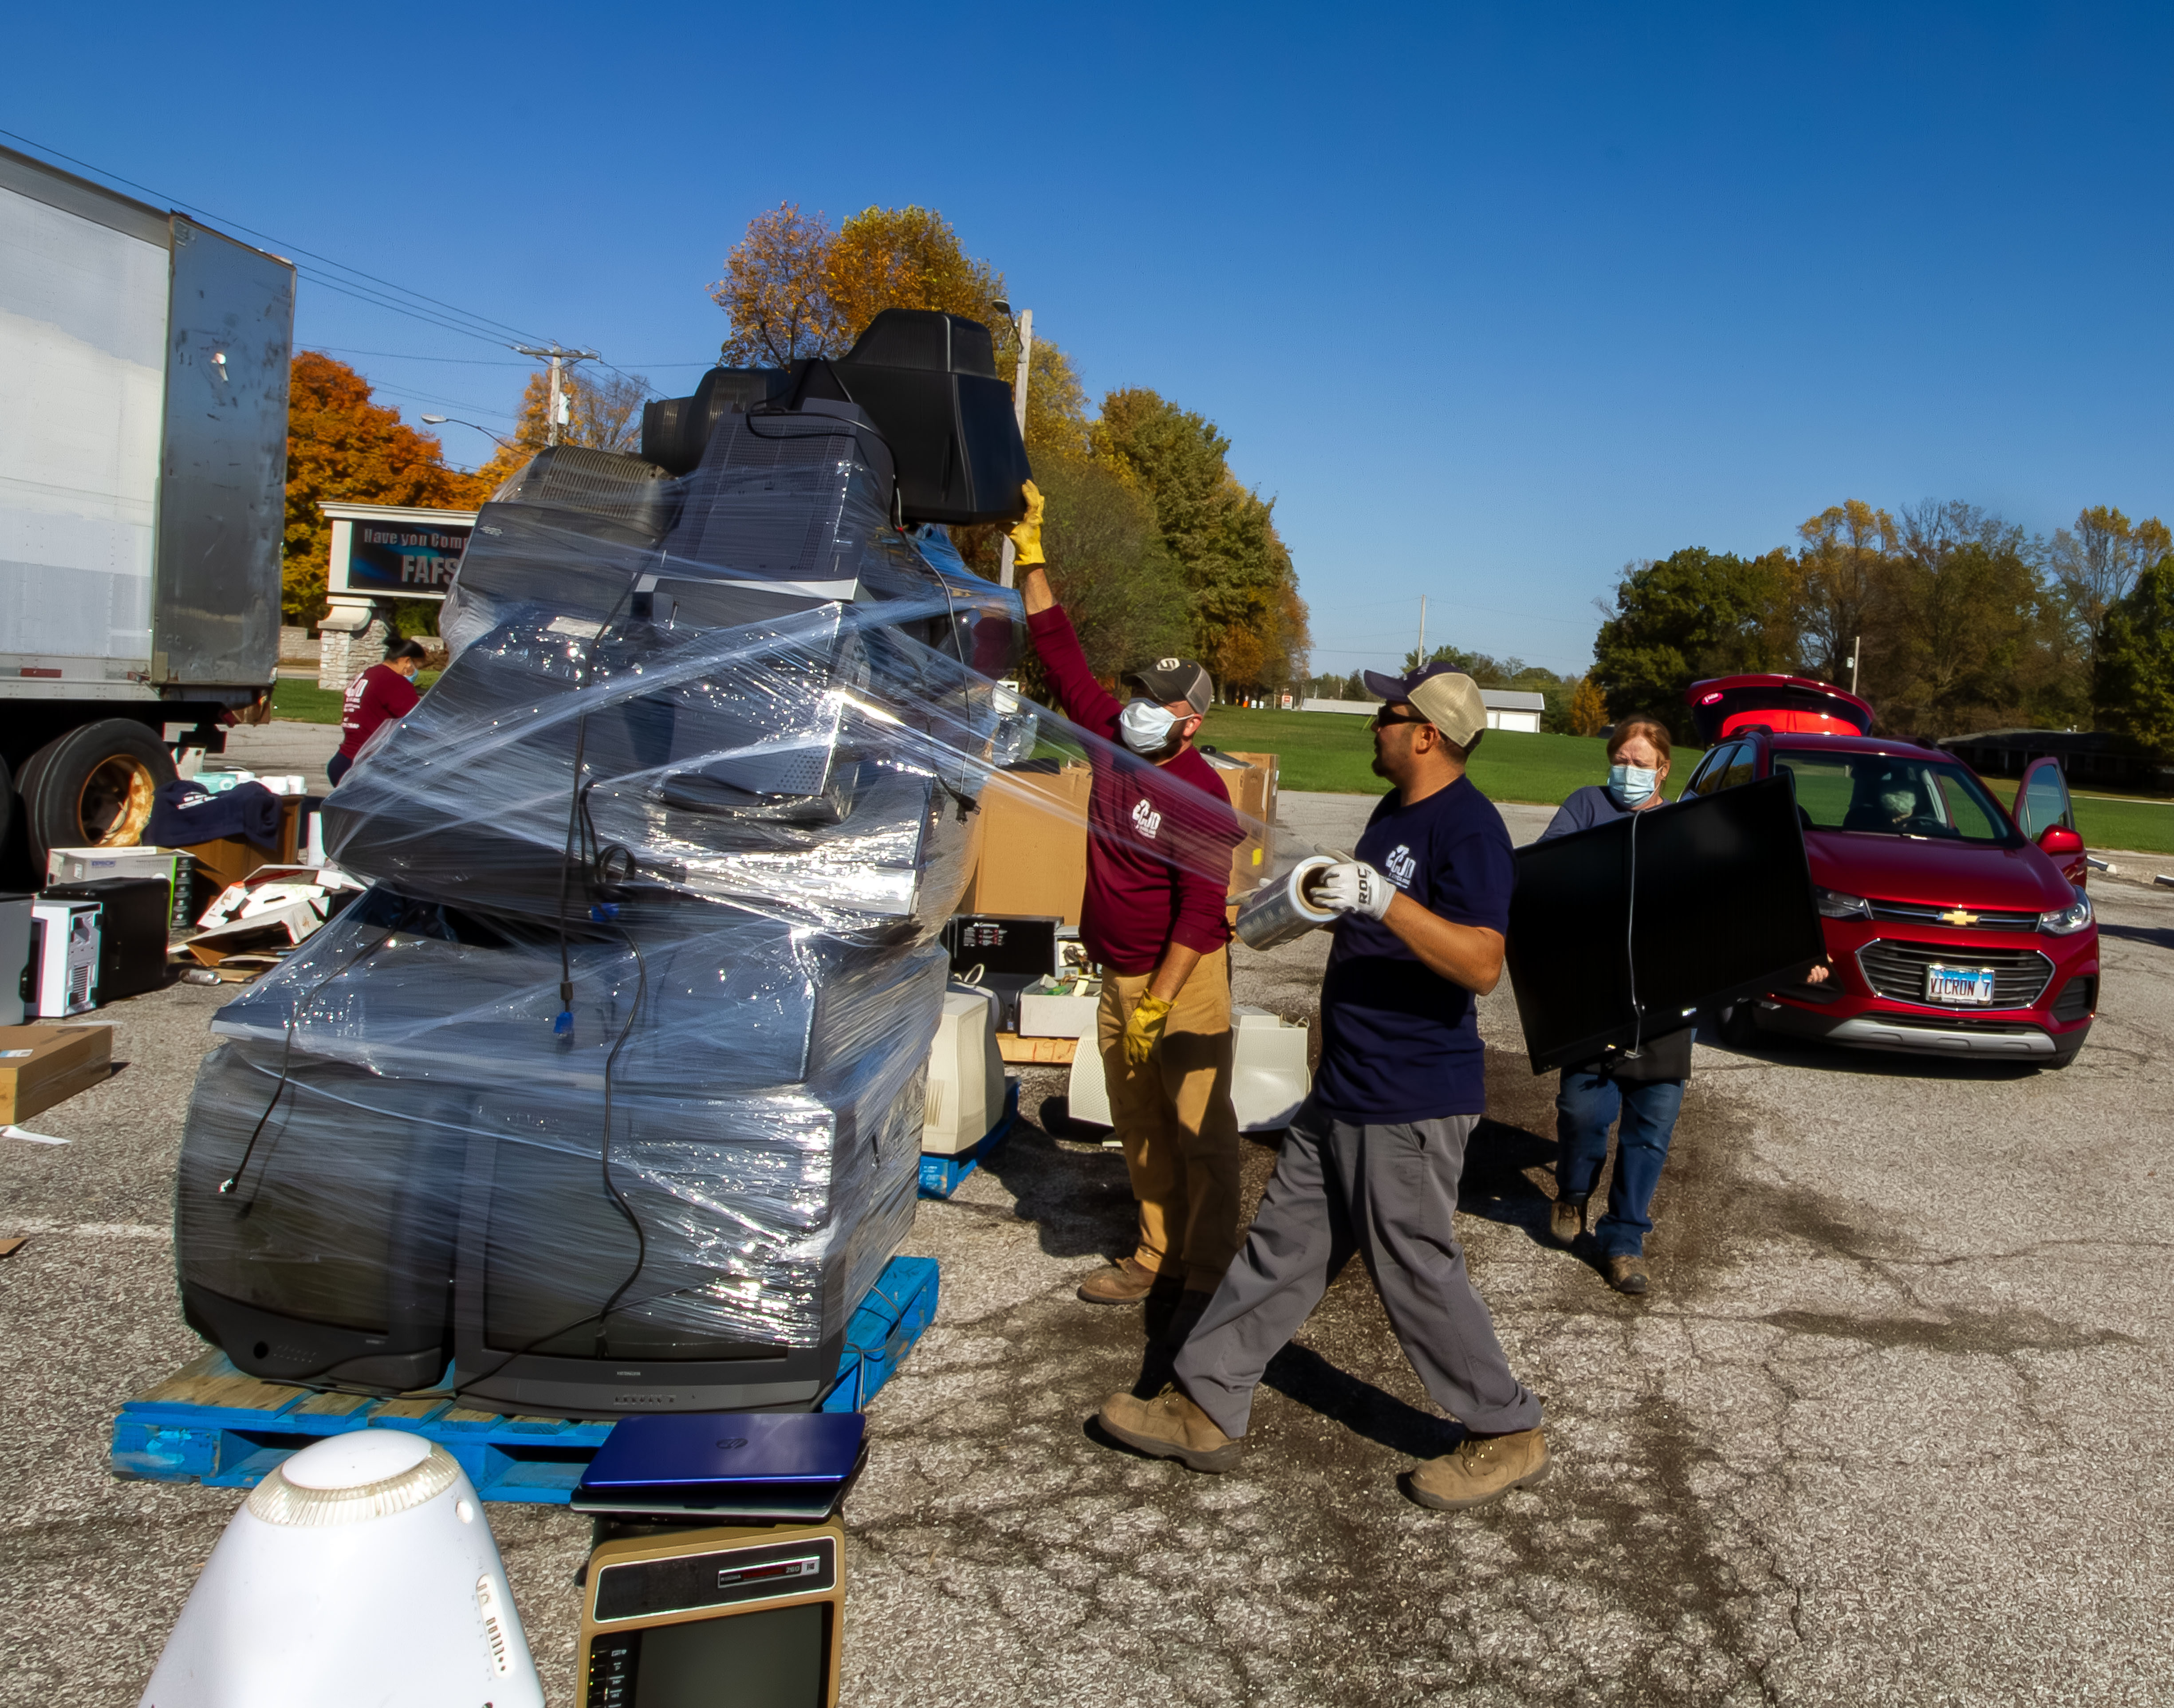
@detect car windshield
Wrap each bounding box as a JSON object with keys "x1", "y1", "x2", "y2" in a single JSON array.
[{"x1": 1772, "y1": 750, "x2": 2016, "y2": 844}]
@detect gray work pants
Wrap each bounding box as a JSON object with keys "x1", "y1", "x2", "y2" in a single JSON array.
[{"x1": 1172, "y1": 1098, "x2": 1542, "y2": 1439}]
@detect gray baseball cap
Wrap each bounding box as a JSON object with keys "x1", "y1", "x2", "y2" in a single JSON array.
[
  {"x1": 1363, "y1": 661, "x2": 1487, "y2": 748},
  {"x1": 1125, "y1": 656, "x2": 1213, "y2": 716}
]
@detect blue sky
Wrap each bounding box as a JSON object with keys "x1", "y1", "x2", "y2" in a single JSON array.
[{"x1": 8, "y1": 2, "x2": 2171, "y2": 677}]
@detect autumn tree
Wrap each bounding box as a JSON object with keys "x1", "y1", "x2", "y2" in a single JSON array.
[
  {"x1": 2045, "y1": 504, "x2": 2172, "y2": 678},
  {"x1": 1790, "y1": 500, "x2": 1898, "y2": 685},
  {"x1": 1569, "y1": 675, "x2": 1609, "y2": 736},
  {"x1": 1091, "y1": 388, "x2": 1308, "y2": 693},
  {"x1": 282, "y1": 352, "x2": 494, "y2": 623}
]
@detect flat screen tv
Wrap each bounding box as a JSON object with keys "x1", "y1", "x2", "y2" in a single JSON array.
[{"x1": 1504, "y1": 774, "x2": 1823, "y2": 1073}]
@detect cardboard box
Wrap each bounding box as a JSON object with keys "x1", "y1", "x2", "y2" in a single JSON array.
[
  {"x1": 958, "y1": 763, "x2": 1093, "y2": 925},
  {"x1": 1205, "y1": 750, "x2": 1279, "y2": 897},
  {"x1": 0, "y1": 1024, "x2": 112, "y2": 1124},
  {"x1": 181, "y1": 796, "x2": 305, "y2": 897},
  {"x1": 958, "y1": 750, "x2": 1282, "y2": 918}
]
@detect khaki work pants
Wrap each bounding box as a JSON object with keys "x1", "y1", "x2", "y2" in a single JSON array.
[{"x1": 1096, "y1": 948, "x2": 1243, "y2": 1291}]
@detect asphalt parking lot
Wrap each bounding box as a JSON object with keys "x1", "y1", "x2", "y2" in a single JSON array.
[{"x1": 5, "y1": 779, "x2": 2173, "y2": 1705}]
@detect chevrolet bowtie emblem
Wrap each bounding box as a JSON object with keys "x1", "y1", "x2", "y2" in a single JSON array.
[{"x1": 1938, "y1": 908, "x2": 1979, "y2": 926}]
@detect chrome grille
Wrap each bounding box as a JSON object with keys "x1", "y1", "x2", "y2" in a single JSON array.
[
  {"x1": 1868, "y1": 899, "x2": 2040, "y2": 931},
  {"x1": 1856, "y1": 940, "x2": 2054, "y2": 1009}
]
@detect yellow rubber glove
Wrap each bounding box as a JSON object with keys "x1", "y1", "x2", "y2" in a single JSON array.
[
  {"x1": 1008, "y1": 479, "x2": 1046, "y2": 568},
  {"x1": 1122, "y1": 991, "x2": 1173, "y2": 1067}
]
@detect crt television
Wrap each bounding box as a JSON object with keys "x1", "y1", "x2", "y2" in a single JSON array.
[
  {"x1": 1505, "y1": 773, "x2": 1824, "y2": 1073},
  {"x1": 580, "y1": 1520, "x2": 845, "y2": 1708}
]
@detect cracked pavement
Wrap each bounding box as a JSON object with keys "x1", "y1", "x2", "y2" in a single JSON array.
[{"x1": 4, "y1": 791, "x2": 2172, "y2": 1704}]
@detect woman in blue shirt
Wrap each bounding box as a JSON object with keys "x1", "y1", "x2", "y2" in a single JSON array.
[{"x1": 1540, "y1": 717, "x2": 1687, "y2": 1296}]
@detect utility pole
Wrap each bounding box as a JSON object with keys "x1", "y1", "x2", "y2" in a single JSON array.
[
  {"x1": 1850, "y1": 634, "x2": 1861, "y2": 695},
  {"x1": 512, "y1": 344, "x2": 600, "y2": 447},
  {"x1": 1418, "y1": 594, "x2": 1426, "y2": 665},
  {"x1": 998, "y1": 308, "x2": 1033, "y2": 589}
]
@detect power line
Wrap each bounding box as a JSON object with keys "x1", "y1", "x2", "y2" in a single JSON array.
[
  {"x1": 309, "y1": 346, "x2": 532, "y2": 366},
  {"x1": 0, "y1": 125, "x2": 605, "y2": 363}
]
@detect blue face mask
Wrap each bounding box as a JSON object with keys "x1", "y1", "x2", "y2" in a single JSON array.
[{"x1": 1609, "y1": 763, "x2": 1658, "y2": 806}]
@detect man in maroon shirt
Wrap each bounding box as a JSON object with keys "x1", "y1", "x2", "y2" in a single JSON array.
[
  {"x1": 1009, "y1": 484, "x2": 1245, "y2": 1316},
  {"x1": 328, "y1": 638, "x2": 426, "y2": 785}
]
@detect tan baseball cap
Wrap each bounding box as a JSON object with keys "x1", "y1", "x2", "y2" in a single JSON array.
[{"x1": 1365, "y1": 662, "x2": 1487, "y2": 748}]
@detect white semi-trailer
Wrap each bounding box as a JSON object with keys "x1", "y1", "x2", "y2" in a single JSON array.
[{"x1": 0, "y1": 142, "x2": 294, "y2": 869}]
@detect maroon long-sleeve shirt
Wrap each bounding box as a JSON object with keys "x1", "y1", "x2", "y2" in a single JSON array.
[{"x1": 1025, "y1": 605, "x2": 1241, "y2": 975}]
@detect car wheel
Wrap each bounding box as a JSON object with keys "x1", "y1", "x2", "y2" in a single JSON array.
[
  {"x1": 2042, "y1": 1036, "x2": 2087, "y2": 1070},
  {"x1": 17, "y1": 719, "x2": 176, "y2": 865},
  {"x1": 1717, "y1": 1001, "x2": 1761, "y2": 1049}
]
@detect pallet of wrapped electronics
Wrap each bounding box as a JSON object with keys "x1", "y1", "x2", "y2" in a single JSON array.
[{"x1": 108, "y1": 1257, "x2": 939, "y2": 1504}]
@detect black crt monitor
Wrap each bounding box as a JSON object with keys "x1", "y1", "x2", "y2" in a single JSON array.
[{"x1": 1504, "y1": 774, "x2": 1824, "y2": 1073}]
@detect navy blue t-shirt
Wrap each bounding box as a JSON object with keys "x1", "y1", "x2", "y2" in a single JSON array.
[{"x1": 1314, "y1": 775, "x2": 1516, "y2": 1122}]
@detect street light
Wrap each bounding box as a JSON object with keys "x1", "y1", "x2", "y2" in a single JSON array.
[
  {"x1": 992, "y1": 304, "x2": 1033, "y2": 590},
  {"x1": 420, "y1": 414, "x2": 516, "y2": 451}
]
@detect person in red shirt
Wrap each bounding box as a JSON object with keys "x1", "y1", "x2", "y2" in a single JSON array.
[
  {"x1": 1009, "y1": 484, "x2": 1245, "y2": 1319},
  {"x1": 327, "y1": 638, "x2": 426, "y2": 785}
]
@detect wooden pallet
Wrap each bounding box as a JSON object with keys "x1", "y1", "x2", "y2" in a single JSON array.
[
  {"x1": 109, "y1": 1255, "x2": 940, "y2": 1504},
  {"x1": 918, "y1": 1081, "x2": 1018, "y2": 1200},
  {"x1": 996, "y1": 1032, "x2": 1078, "y2": 1065}
]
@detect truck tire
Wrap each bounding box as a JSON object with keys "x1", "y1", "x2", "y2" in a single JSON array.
[{"x1": 18, "y1": 719, "x2": 176, "y2": 864}]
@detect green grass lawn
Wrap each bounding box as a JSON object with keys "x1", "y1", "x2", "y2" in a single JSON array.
[
  {"x1": 1196, "y1": 707, "x2": 1694, "y2": 806},
  {"x1": 2068, "y1": 794, "x2": 2174, "y2": 857},
  {"x1": 272, "y1": 673, "x2": 440, "y2": 724}
]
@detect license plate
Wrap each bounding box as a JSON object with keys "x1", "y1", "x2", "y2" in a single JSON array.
[{"x1": 1926, "y1": 963, "x2": 1996, "y2": 1005}]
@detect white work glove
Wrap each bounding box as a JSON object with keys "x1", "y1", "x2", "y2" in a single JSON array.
[{"x1": 1317, "y1": 860, "x2": 1397, "y2": 921}]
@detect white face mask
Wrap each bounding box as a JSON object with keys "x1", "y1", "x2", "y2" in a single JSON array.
[
  {"x1": 1609, "y1": 763, "x2": 1658, "y2": 806},
  {"x1": 1119, "y1": 698, "x2": 1181, "y2": 755}
]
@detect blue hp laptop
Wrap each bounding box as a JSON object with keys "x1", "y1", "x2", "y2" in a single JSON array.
[{"x1": 572, "y1": 1413, "x2": 868, "y2": 1522}]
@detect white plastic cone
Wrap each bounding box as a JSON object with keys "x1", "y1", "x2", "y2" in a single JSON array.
[{"x1": 140, "y1": 1429, "x2": 544, "y2": 1708}]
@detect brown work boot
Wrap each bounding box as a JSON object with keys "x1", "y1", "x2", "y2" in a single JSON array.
[
  {"x1": 1549, "y1": 1195, "x2": 1587, "y2": 1245},
  {"x1": 1077, "y1": 1256, "x2": 1167, "y2": 1304},
  {"x1": 1097, "y1": 1384, "x2": 1243, "y2": 1472},
  {"x1": 1605, "y1": 1253, "x2": 1650, "y2": 1296},
  {"x1": 1403, "y1": 1427, "x2": 1551, "y2": 1512}
]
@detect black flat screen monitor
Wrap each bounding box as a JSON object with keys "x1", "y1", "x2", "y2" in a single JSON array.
[{"x1": 1505, "y1": 774, "x2": 1823, "y2": 1073}]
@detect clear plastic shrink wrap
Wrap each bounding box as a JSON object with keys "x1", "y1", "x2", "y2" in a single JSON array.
[{"x1": 173, "y1": 317, "x2": 1267, "y2": 1417}]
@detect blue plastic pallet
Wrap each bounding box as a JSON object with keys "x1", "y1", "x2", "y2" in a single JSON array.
[
  {"x1": 918, "y1": 1079, "x2": 1018, "y2": 1199},
  {"x1": 110, "y1": 1255, "x2": 940, "y2": 1504}
]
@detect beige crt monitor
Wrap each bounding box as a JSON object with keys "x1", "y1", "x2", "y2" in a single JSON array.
[
  {"x1": 921, "y1": 988, "x2": 1005, "y2": 1156},
  {"x1": 579, "y1": 1521, "x2": 845, "y2": 1708}
]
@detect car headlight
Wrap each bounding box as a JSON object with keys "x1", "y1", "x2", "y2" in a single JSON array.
[
  {"x1": 1814, "y1": 886, "x2": 1871, "y2": 920},
  {"x1": 2038, "y1": 887, "x2": 2094, "y2": 936}
]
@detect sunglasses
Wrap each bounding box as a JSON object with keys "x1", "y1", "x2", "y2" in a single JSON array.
[{"x1": 1372, "y1": 708, "x2": 1429, "y2": 729}]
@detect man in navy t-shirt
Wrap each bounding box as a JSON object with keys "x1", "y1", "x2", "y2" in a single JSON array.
[{"x1": 1098, "y1": 661, "x2": 1549, "y2": 1513}]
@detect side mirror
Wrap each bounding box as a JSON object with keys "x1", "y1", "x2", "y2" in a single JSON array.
[{"x1": 2038, "y1": 825, "x2": 2084, "y2": 857}]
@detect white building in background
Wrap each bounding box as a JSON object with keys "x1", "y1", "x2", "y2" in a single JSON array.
[{"x1": 1298, "y1": 689, "x2": 1546, "y2": 732}]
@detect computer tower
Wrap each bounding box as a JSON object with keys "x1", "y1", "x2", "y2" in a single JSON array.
[
  {"x1": 28, "y1": 899, "x2": 98, "y2": 1016},
  {"x1": 43, "y1": 878, "x2": 170, "y2": 1001}
]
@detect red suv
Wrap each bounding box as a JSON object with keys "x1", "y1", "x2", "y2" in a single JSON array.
[{"x1": 1686, "y1": 675, "x2": 2099, "y2": 1068}]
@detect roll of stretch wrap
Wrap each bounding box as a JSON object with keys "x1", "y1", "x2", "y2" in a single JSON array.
[{"x1": 1234, "y1": 854, "x2": 1340, "y2": 950}]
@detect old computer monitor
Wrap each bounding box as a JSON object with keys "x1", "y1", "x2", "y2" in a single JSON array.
[{"x1": 579, "y1": 1520, "x2": 844, "y2": 1708}]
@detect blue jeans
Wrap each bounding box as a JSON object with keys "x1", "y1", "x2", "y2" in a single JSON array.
[{"x1": 1555, "y1": 1071, "x2": 1686, "y2": 1258}]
